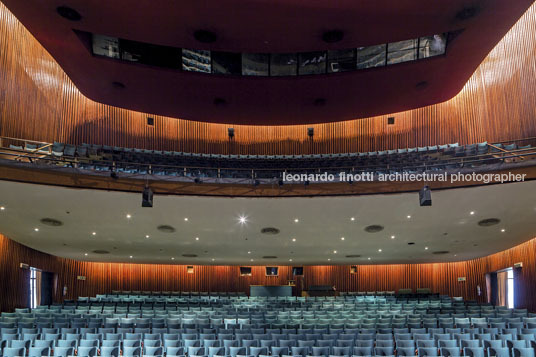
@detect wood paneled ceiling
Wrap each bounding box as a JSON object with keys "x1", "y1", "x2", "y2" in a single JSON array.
[
  {"x1": 1, "y1": 0, "x2": 534, "y2": 124},
  {"x1": 0, "y1": 180, "x2": 535, "y2": 265}
]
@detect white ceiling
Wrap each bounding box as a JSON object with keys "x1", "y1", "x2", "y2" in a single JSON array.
[{"x1": 0, "y1": 180, "x2": 535, "y2": 265}]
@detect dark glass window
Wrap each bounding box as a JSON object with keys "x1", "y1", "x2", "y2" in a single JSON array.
[
  {"x1": 387, "y1": 39, "x2": 418, "y2": 65},
  {"x1": 270, "y1": 54, "x2": 298, "y2": 76},
  {"x1": 92, "y1": 34, "x2": 120, "y2": 59},
  {"x1": 242, "y1": 53, "x2": 270, "y2": 76},
  {"x1": 327, "y1": 49, "x2": 356, "y2": 73},
  {"x1": 182, "y1": 49, "x2": 211, "y2": 73},
  {"x1": 91, "y1": 32, "x2": 448, "y2": 77},
  {"x1": 298, "y1": 51, "x2": 327, "y2": 75},
  {"x1": 419, "y1": 34, "x2": 447, "y2": 59},
  {"x1": 356, "y1": 44, "x2": 387, "y2": 69},
  {"x1": 212, "y1": 51, "x2": 242, "y2": 75},
  {"x1": 120, "y1": 40, "x2": 182, "y2": 69}
]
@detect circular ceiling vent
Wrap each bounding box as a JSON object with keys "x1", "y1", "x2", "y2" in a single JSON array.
[
  {"x1": 92, "y1": 250, "x2": 110, "y2": 254},
  {"x1": 478, "y1": 218, "x2": 501, "y2": 227},
  {"x1": 346, "y1": 254, "x2": 361, "y2": 258},
  {"x1": 182, "y1": 254, "x2": 197, "y2": 258},
  {"x1": 157, "y1": 225, "x2": 176, "y2": 233},
  {"x1": 322, "y1": 30, "x2": 344, "y2": 43},
  {"x1": 261, "y1": 227, "x2": 280, "y2": 235},
  {"x1": 262, "y1": 256, "x2": 278, "y2": 259},
  {"x1": 364, "y1": 225, "x2": 384, "y2": 233},
  {"x1": 56, "y1": 6, "x2": 82, "y2": 21},
  {"x1": 40, "y1": 218, "x2": 63, "y2": 226},
  {"x1": 194, "y1": 29, "x2": 217, "y2": 43},
  {"x1": 432, "y1": 251, "x2": 450, "y2": 255}
]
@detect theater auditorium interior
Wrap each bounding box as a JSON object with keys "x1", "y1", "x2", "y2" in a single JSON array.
[{"x1": 2, "y1": 0, "x2": 536, "y2": 357}]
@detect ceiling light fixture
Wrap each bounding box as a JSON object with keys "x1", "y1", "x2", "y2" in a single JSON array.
[
  {"x1": 212, "y1": 258, "x2": 215, "y2": 261},
  {"x1": 239, "y1": 216, "x2": 247, "y2": 224},
  {"x1": 391, "y1": 235, "x2": 395, "y2": 239},
  {"x1": 341, "y1": 237, "x2": 345, "y2": 241},
  {"x1": 195, "y1": 237, "x2": 199, "y2": 241},
  {"x1": 292, "y1": 238, "x2": 296, "y2": 242},
  {"x1": 470, "y1": 211, "x2": 475, "y2": 215},
  {"x1": 407, "y1": 215, "x2": 412, "y2": 219},
  {"x1": 294, "y1": 218, "x2": 299, "y2": 223},
  {"x1": 289, "y1": 259, "x2": 293, "y2": 262},
  {"x1": 248, "y1": 251, "x2": 251, "y2": 254},
  {"x1": 328, "y1": 258, "x2": 331, "y2": 261},
  {"x1": 145, "y1": 235, "x2": 150, "y2": 239},
  {"x1": 184, "y1": 217, "x2": 189, "y2": 221},
  {"x1": 368, "y1": 257, "x2": 371, "y2": 260},
  {"x1": 129, "y1": 255, "x2": 133, "y2": 258},
  {"x1": 92, "y1": 232, "x2": 96, "y2": 236},
  {"x1": 333, "y1": 250, "x2": 337, "y2": 254},
  {"x1": 126, "y1": 214, "x2": 131, "y2": 219},
  {"x1": 34, "y1": 228, "x2": 39, "y2": 232},
  {"x1": 501, "y1": 229, "x2": 506, "y2": 232},
  {"x1": 0, "y1": 206, "x2": 5, "y2": 210},
  {"x1": 350, "y1": 217, "x2": 355, "y2": 221},
  {"x1": 171, "y1": 257, "x2": 175, "y2": 260},
  {"x1": 250, "y1": 259, "x2": 254, "y2": 262},
  {"x1": 378, "y1": 249, "x2": 382, "y2": 252},
  {"x1": 425, "y1": 247, "x2": 429, "y2": 250},
  {"x1": 84, "y1": 253, "x2": 88, "y2": 256}
]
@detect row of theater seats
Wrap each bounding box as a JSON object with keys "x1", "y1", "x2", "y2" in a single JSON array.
[
  {"x1": 2, "y1": 318, "x2": 536, "y2": 356},
  {"x1": 5, "y1": 140, "x2": 533, "y2": 179},
  {"x1": 1, "y1": 295, "x2": 535, "y2": 356}
]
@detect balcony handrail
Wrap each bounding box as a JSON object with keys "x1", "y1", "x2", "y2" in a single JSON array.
[{"x1": 1, "y1": 144, "x2": 535, "y2": 175}]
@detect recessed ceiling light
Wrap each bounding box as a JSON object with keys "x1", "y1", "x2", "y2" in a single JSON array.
[
  {"x1": 328, "y1": 258, "x2": 331, "y2": 261},
  {"x1": 238, "y1": 216, "x2": 247, "y2": 224},
  {"x1": 333, "y1": 250, "x2": 337, "y2": 254},
  {"x1": 126, "y1": 214, "x2": 131, "y2": 219},
  {"x1": 248, "y1": 251, "x2": 251, "y2": 254},
  {"x1": 292, "y1": 238, "x2": 296, "y2": 242},
  {"x1": 341, "y1": 237, "x2": 345, "y2": 241},
  {"x1": 145, "y1": 235, "x2": 150, "y2": 239},
  {"x1": 171, "y1": 257, "x2": 175, "y2": 260},
  {"x1": 378, "y1": 249, "x2": 382, "y2": 252},
  {"x1": 0, "y1": 206, "x2": 5, "y2": 210},
  {"x1": 407, "y1": 215, "x2": 411, "y2": 219},
  {"x1": 470, "y1": 211, "x2": 475, "y2": 215},
  {"x1": 250, "y1": 259, "x2": 254, "y2": 262},
  {"x1": 84, "y1": 253, "x2": 88, "y2": 256},
  {"x1": 289, "y1": 259, "x2": 293, "y2": 262},
  {"x1": 294, "y1": 218, "x2": 299, "y2": 223},
  {"x1": 212, "y1": 258, "x2": 215, "y2": 261},
  {"x1": 34, "y1": 228, "x2": 39, "y2": 232},
  {"x1": 129, "y1": 255, "x2": 133, "y2": 258},
  {"x1": 501, "y1": 229, "x2": 506, "y2": 232},
  {"x1": 350, "y1": 217, "x2": 355, "y2": 221},
  {"x1": 195, "y1": 237, "x2": 199, "y2": 241},
  {"x1": 92, "y1": 232, "x2": 96, "y2": 236},
  {"x1": 391, "y1": 235, "x2": 395, "y2": 239},
  {"x1": 368, "y1": 257, "x2": 371, "y2": 260},
  {"x1": 425, "y1": 247, "x2": 429, "y2": 250},
  {"x1": 184, "y1": 218, "x2": 189, "y2": 221}
]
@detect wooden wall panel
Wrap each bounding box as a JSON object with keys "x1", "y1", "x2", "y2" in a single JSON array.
[
  {"x1": 2, "y1": 234, "x2": 536, "y2": 312},
  {"x1": 2, "y1": 2, "x2": 536, "y2": 154}
]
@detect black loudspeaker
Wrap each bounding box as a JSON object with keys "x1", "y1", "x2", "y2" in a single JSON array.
[
  {"x1": 228, "y1": 128, "x2": 235, "y2": 139},
  {"x1": 419, "y1": 185, "x2": 432, "y2": 206},
  {"x1": 142, "y1": 187, "x2": 153, "y2": 207},
  {"x1": 387, "y1": 117, "x2": 395, "y2": 125},
  {"x1": 307, "y1": 127, "x2": 314, "y2": 137}
]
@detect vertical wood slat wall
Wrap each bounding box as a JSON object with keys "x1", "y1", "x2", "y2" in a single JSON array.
[
  {"x1": 1, "y1": 2, "x2": 536, "y2": 154},
  {"x1": 1, "y1": 233, "x2": 535, "y2": 313}
]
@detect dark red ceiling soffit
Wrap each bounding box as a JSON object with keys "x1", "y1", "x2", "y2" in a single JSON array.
[{"x1": 2, "y1": 0, "x2": 534, "y2": 125}]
